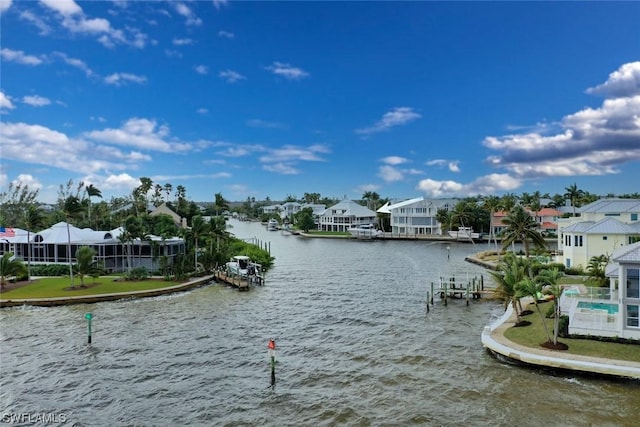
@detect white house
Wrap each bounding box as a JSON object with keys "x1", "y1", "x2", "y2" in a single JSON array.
[
  {"x1": 557, "y1": 198, "x2": 640, "y2": 269},
  {"x1": 317, "y1": 200, "x2": 378, "y2": 232},
  {"x1": 378, "y1": 197, "x2": 457, "y2": 236},
  {"x1": 0, "y1": 222, "x2": 185, "y2": 274},
  {"x1": 562, "y1": 241, "x2": 640, "y2": 340},
  {"x1": 262, "y1": 202, "x2": 326, "y2": 220}
]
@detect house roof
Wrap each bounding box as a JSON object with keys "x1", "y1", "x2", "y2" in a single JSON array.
[
  {"x1": 611, "y1": 241, "x2": 640, "y2": 263},
  {"x1": 536, "y1": 208, "x2": 561, "y2": 217},
  {"x1": 561, "y1": 217, "x2": 639, "y2": 234},
  {"x1": 321, "y1": 200, "x2": 377, "y2": 217},
  {"x1": 578, "y1": 198, "x2": 640, "y2": 214},
  {"x1": 540, "y1": 221, "x2": 557, "y2": 229},
  {"x1": 380, "y1": 197, "x2": 458, "y2": 213}
]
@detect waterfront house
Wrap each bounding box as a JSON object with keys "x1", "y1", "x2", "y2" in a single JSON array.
[
  {"x1": 562, "y1": 241, "x2": 640, "y2": 340},
  {"x1": 378, "y1": 197, "x2": 457, "y2": 236},
  {"x1": 0, "y1": 222, "x2": 185, "y2": 274},
  {"x1": 318, "y1": 200, "x2": 378, "y2": 232},
  {"x1": 556, "y1": 198, "x2": 640, "y2": 269},
  {"x1": 262, "y1": 202, "x2": 326, "y2": 221}
]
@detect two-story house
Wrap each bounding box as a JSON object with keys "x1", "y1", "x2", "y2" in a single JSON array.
[{"x1": 378, "y1": 197, "x2": 457, "y2": 237}]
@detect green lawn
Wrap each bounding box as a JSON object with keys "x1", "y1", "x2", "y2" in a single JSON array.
[
  {"x1": 504, "y1": 301, "x2": 640, "y2": 363},
  {"x1": 0, "y1": 277, "x2": 183, "y2": 299}
]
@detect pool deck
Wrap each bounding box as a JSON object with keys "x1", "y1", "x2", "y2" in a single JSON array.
[{"x1": 482, "y1": 299, "x2": 640, "y2": 380}]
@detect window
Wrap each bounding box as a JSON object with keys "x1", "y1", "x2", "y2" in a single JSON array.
[
  {"x1": 603, "y1": 236, "x2": 608, "y2": 241},
  {"x1": 627, "y1": 305, "x2": 639, "y2": 328},
  {"x1": 627, "y1": 268, "x2": 639, "y2": 299},
  {"x1": 631, "y1": 213, "x2": 638, "y2": 221}
]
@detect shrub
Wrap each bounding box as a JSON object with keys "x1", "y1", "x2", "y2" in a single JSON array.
[
  {"x1": 30, "y1": 264, "x2": 72, "y2": 276},
  {"x1": 126, "y1": 267, "x2": 149, "y2": 281},
  {"x1": 565, "y1": 266, "x2": 585, "y2": 276},
  {"x1": 558, "y1": 315, "x2": 570, "y2": 338}
]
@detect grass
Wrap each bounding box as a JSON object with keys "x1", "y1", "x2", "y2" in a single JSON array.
[
  {"x1": 0, "y1": 277, "x2": 183, "y2": 299},
  {"x1": 504, "y1": 301, "x2": 640, "y2": 363}
]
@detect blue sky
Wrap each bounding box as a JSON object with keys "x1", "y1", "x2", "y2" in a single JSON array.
[{"x1": 1, "y1": 0, "x2": 639, "y2": 204}]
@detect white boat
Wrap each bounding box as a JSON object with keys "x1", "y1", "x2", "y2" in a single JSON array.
[
  {"x1": 267, "y1": 218, "x2": 279, "y2": 231},
  {"x1": 225, "y1": 255, "x2": 262, "y2": 278},
  {"x1": 348, "y1": 224, "x2": 383, "y2": 239},
  {"x1": 448, "y1": 227, "x2": 480, "y2": 240}
]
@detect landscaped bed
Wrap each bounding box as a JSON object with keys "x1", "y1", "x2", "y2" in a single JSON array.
[
  {"x1": 0, "y1": 276, "x2": 185, "y2": 300},
  {"x1": 504, "y1": 301, "x2": 640, "y2": 363}
]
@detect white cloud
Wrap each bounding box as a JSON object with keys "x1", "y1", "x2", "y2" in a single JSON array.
[
  {"x1": 586, "y1": 61, "x2": 640, "y2": 98},
  {"x1": 0, "y1": 91, "x2": 15, "y2": 110},
  {"x1": 104, "y1": 72, "x2": 147, "y2": 86},
  {"x1": 53, "y1": 51, "x2": 94, "y2": 76},
  {"x1": 0, "y1": 121, "x2": 148, "y2": 175},
  {"x1": 174, "y1": 2, "x2": 202, "y2": 26},
  {"x1": 213, "y1": 0, "x2": 228, "y2": 10},
  {"x1": 197, "y1": 108, "x2": 209, "y2": 115},
  {"x1": 448, "y1": 161, "x2": 460, "y2": 173},
  {"x1": 0, "y1": 0, "x2": 12, "y2": 14},
  {"x1": 19, "y1": 9, "x2": 51, "y2": 34},
  {"x1": 172, "y1": 37, "x2": 194, "y2": 45},
  {"x1": 0, "y1": 48, "x2": 44, "y2": 65},
  {"x1": 259, "y1": 144, "x2": 329, "y2": 164},
  {"x1": 484, "y1": 61, "x2": 640, "y2": 180},
  {"x1": 103, "y1": 172, "x2": 139, "y2": 190},
  {"x1": 11, "y1": 174, "x2": 42, "y2": 192},
  {"x1": 39, "y1": 0, "x2": 148, "y2": 49},
  {"x1": 263, "y1": 163, "x2": 300, "y2": 175},
  {"x1": 381, "y1": 156, "x2": 408, "y2": 165},
  {"x1": 356, "y1": 107, "x2": 421, "y2": 136},
  {"x1": 218, "y1": 30, "x2": 234, "y2": 39},
  {"x1": 246, "y1": 119, "x2": 284, "y2": 129},
  {"x1": 22, "y1": 95, "x2": 51, "y2": 107},
  {"x1": 416, "y1": 174, "x2": 521, "y2": 198},
  {"x1": 85, "y1": 118, "x2": 191, "y2": 153},
  {"x1": 265, "y1": 61, "x2": 309, "y2": 80},
  {"x1": 378, "y1": 165, "x2": 404, "y2": 183},
  {"x1": 219, "y1": 69, "x2": 245, "y2": 83},
  {"x1": 194, "y1": 65, "x2": 208, "y2": 75}
]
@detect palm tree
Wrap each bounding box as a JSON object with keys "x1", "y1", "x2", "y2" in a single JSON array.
[
  {"x1": 85, "y1": 184, "x2": 102, "y2": 228},
  {"x1": 516, "y1": 278, "x2": 552, "y2": 343},
  {"x1": 537, "y1": 268, "x2": 564, "y2": 345},
  {"x1": 62, "y1": 196, "x2": 84, "y2": 287},
  {"x1": 482, "y1": 195, "x2": 501, "y2": 250},
  {"x1": 214, "y1": 192, "x2": 229, "y2": 217},
  {"x1": 501, "y1": 205, "x2": 547, "y2": 257},
  {"x1": 0, "y1": 252, "x2": 27, "y2": 289},
  {"x1": 586, "y1": 254, "x2": 609, "y2": 287},
  {"x1": 564, "y1": 183, "x2": 584, "y2": 217},
  {"x1": 489, "y1": 253, "x2": 527, "y2": 325},
  {"x1": 23, "y1": 205, "x2": 45, "y2": 282},
  {"x1": 190, "y1": 215, "x2": 210, "y2": 271},
  {"x1": 74, "y1": 246, "x2": 103, "y2": 287},
  {"x1": 499, "y1": 193, "x2": 518, "y2": 213},
  {"x1": 163, "y1": 183, "x2": 173, "y2": 203}
]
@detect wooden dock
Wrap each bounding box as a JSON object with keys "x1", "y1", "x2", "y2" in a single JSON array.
[
  {"x1": 426, "y1": 274, "x2": 495, "y2": 311},
  {"x1": 213, "y1": 269, "x2": 264, "y2": 291}
]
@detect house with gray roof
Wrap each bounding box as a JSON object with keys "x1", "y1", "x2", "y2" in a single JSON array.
[
  {"x1": 317, "y1": 200, "x2": 378, "y2": 232},
  {"x1": 377, "y1": 197, "x2": 457, "y2": 237},
  {"x1": 556, "y1": 198, "x2": 640, "y2": 269}
]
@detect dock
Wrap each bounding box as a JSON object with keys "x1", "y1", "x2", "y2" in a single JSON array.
[
  {"x1": 426, "y1": 274, "x2": 495, "y2": 311},
  {"x1": 213, "y1": 268, "x2": 264, "y2": 291}
]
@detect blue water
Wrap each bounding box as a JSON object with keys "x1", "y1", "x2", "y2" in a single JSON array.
[{"x1": 577, "y1": 301, "x2": 619, "y2": 314}]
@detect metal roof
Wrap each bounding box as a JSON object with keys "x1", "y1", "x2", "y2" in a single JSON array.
[{"x1": 578, "y1": 198, "x2": 640, "y2": 214}]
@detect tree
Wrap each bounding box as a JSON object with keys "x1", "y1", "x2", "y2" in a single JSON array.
[
  {"x1": 214, "y1": 192, "x2": 229, "y2": 216},
  {"x1": 435, "y1": 208, "x2": 452, "y2": 234},
  {"x1": 450, "y1": 200, "x2": 474, "y2": 232},
  {"x1": 0, "y1": 252, "x2": 27, "y2": 289},
  {"x1": 516, "y1": 278, "x2": 552, "y2": 343},
  {"x1": 586, "y1": 254, "x2": 609, "y2": 287},
  {"x1": 189, "y1": 215, "x2": 210, "y2": 271},
  {"x1": 361, "y1": 191, "x2": 381, "y2": 211},
  {"x1": 23, "y1": 205, "x2": 45, "y2": 282},
  {"x1": 537, "y1": 268, "x2": 564, "y2": 345},
  {"x1": 62, "y1": 196, "x2": 84, "y2": 287},
  {"x1": 295, "y1": 208, "x2": 316, "y2": 232},
  {"x1": 501, "y1": 205, "x2": 547, "y2": 257},
  {"x1": 489, "y1": 253, "x2": 528, "y2": 326},
  {"x1": 482, "y1": 195, "x2": 501, "y2": 249},
  {"x1": 152, "y1": 184, "x2": 164, "y2": 207},
  {"x1": 564, "y1": 183, "x2": 584, "y2": 217},
  {"x1": 74, "y1": 246, "x2": 103, "y2": 287},
  {"x1": 499, "y1": 193, "x2": 518, "y2": 213},
  {"x1": 0, "y1": 181, "x2": 40, "y2": 228},
  {"x1": 85, "y1": 184, "x2": 102, "y2": 228},
  {"x1": 163, "y1": 183, "x2": 173, "y2": 203},
  {"x1": 303, "y1": 192, "x2": 321, "y2": 204}
]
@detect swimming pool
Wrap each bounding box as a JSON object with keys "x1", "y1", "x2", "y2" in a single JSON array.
[{"x1": 577, "y1": 301, "x2": 619, "y2": 314}]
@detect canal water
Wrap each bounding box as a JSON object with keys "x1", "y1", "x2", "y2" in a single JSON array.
[{"x1": 1, "y1": 219, "x2": 638, "y2": 426}]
